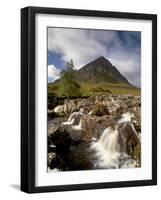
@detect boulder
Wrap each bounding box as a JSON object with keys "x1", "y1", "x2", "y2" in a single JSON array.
[
  {"x1": 64, "y1": 99, "x2": 78, "y2": 114},
  {"x1": 89, "y1": 104, "x2": 110, "y2": 116},
  {"x1": 77, "y1": 96, "x2": 95, "y2": 109},
  {"x1": 48, "y1": 122, "x2": 64, "y2": 136},
  {"x1": 54, "y1": 105, "x2": 65, "y2": 116},
  {"x1": 48, "y1": 108, "x2": 56, "y2": 120},
  {"x1": 49, "y1": 125, "x2": 71, "y2": 146},
  {"x1": 48, "y1": 96, "x2": 59, "y2": 110},
  {"x1": 118, "y1": 122, "x2": 141, "y2": 164},
  {"x1": 81, "y1": 115, "x2": 116, "y2": 140},
  {"x1": 48, "y1": 152, "x2": 56, "y2": 168},
  {"x1": 48, "y1": 96, "x2": 65, "y2": 110},
  {"x1": 63, "y1": 97, "x2": 96, "y2": 114},
  {"x1": 48, "y1": 152, "x2": 64, "y2": 170}
]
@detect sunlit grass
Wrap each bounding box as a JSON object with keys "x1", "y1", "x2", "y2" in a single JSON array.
[{"x1": 48, "y1": 82, "x2": 141, "y2": 97}]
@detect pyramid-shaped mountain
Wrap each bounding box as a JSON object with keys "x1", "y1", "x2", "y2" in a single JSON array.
[
  {"x1": 49, "y1": 56, "x2": 140, "y2": 96},
  {"x1": 75, "y1": 56, "x2": 129, "y2": 84}
]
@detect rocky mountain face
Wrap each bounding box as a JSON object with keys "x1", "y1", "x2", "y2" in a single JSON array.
[{"x1": 75, "y1": 56, "x2": 130, "y2": 84}]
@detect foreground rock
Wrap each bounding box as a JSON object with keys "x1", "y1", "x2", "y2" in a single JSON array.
[{"x1": 48, "y1": 94, "x2": 141, "y2": 170}]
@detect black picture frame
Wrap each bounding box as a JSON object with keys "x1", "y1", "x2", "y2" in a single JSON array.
[{"x1": 21, "y1": 6, "x2": 157, "y2": 193}]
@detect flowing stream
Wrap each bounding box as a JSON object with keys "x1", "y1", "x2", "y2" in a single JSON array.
[
  {"x1": 49, "y1": 111, "x2": 139, "y2": 171},
  {"x1": 91, "y1": 113, "x2": 137, "y2": 169}
]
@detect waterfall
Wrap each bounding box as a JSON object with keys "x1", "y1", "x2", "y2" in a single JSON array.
[
  {"x1": 91, "y1": 112, "x2": 137, "y2": 169},
  {"x1": 71, "y1": 119, "x2": 83, "y2": 131},
  {"x1": 62, "y1": 109, "x2": 84, "y2": 141},
  {"x1": 62, "y1": 109, "x2": 84, "y2": 126},
  {"x1": 91, "y1": 127, "x2": 121, "y2": 169},
  {"x1": 118, "y1": 112, "x2": 134, "y2": 124},
  {"x1": 99, "y1": 127, "x2": 120, "y2": 153},
  {"x1": 62, "y1": 117, "x2": 75, "y2": 125}
]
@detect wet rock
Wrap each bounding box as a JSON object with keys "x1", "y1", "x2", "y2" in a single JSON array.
[
  {"x1": 64, "y1": 97, "x2": 96, "y2": 114},
  {"x1": 48, "y1": 96, "x2": 65, "y2": 110},
  {"x1": 49, "y1": 125, "x2": 72, "y2": 147},
  {"x1": 48, "y1": 96, "x2": 59, "y2": 110},
  {"x1": 77, "y1": 97, "x2": 95, "y2": 110},
  {"x1": 64, "y1": 99, "x2": 78, "y2": 114},
  {"x1": 132, "y1": 107, "x2": 141, "y2": 132},
  {"x1": 48, "y1": 152, "x2": 64, "y2": 170},
  {"x1": 118, "y1": 122, "x2": 141, "y2": 163},
  {"x1": 48, "y1": 123, "x2": 64, "y2": 136},
  {"x1": 81, "y1": 115, "x2": 115, "y2": 140},
  {"x1": 47, "y1": 94, "x2": 141, "y2": 170},
  {"x1": 48, "y1": 144, "x2": 56, "y2": 153},
  {"x1": 48, "y1": 152, "x2": 56, "y2": 168},
  {"x1": 54, "y1": 105, "x2": 65, "y2": 116},
  {"x1": 48, "y1": 108, "x2": 56, "y2": 120},
  {"x1": 48, "y1": 136, "x2": 56, "y2": 153}
]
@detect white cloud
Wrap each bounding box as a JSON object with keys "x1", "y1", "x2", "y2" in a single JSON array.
[
  {"x1": 48, "y1": 65, "x2": 61, "y2": 82},
  {"x1": 108, "y1": 57, "x2": 140, "y2": 87},
  {"x1": 48, "y1": 28, "x2": 141, "y2": 86},
  {"x1": 48, "y1": 28, "x2": 118, "y2": 68},
  {"x1": 107, "y1": 44, "x2": 141, "y2": 87}
]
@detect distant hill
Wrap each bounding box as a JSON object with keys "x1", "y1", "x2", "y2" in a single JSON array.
[{"x1": 48, "y1": 56, "x2": 140, "y2": 96}]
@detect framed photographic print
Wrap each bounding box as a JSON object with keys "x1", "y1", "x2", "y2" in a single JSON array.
[{"x1": 21, "y1": 6, "x2": 157, "y2": 193}]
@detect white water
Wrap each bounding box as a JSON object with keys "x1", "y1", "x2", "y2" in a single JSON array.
[
  {"x1": 62, "y1": 110, "x2": 84, "y2": 141},
  {"x1": 99, "y1": 127, "x2": 120, "y2": 153},
  {"x1": 62, "y1": 118, "x2": 75, "y2": 125},
  {"x1": 71, "y1": 119, "x2": 83, "y2": 131},
  {"x1": 62, "y1": 109, "x2": 84, "y2": 126},
  {"x1": 118, "y1": 112, "x2": 134, "y2": 124},
  {"x1": 91, "y1": 112, "x2": 137, "y2": 169},
  {"x1": 61, "y1": 111, "x2": 137, "y2": 169}
]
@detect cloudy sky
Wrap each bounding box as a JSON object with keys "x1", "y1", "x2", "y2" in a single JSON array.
[{"x1": 48, "y1": 27, "x2": 141, "y2": 87}]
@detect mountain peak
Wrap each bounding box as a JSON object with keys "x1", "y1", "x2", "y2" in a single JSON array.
[
  {"x1": 86, "y1": 56, "x2": 112, "y2": 67},
  {"x1": 92, "y1": 56, "x2": 108, "y2": 62},
  {"x1": 96, "y1": 56, "x2": 106, "y2": 60},
  {"x1": 75, "y1": 56, "x2": 130, "y2": 84}
]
